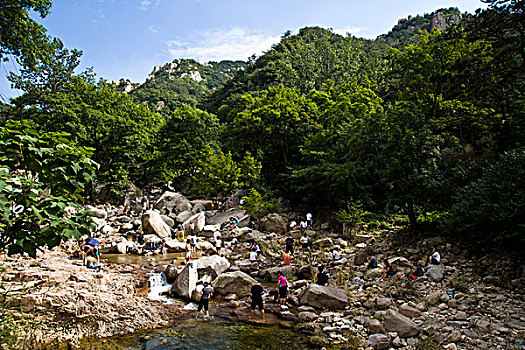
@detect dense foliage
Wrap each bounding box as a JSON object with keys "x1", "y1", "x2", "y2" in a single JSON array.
[{"x1": 1, "y1": 1, "x2": 524, "y2": 254}]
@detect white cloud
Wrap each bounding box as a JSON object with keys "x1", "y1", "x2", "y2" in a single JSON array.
[
  {"x1": 138, "y1": 0, "x2": 151, "y2": 10},
  {"x1": 332, "y1": 26, "x2": 363, "y2": 37},
  {"x1": 166, "y1": 27, "x2": 281, "y2": 62},
  {"x1": 148, "y1": 25, "x2": 159, "y2": 34}
]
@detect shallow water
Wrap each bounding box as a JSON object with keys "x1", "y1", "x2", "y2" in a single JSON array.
[
  {"x1": 76, "y1": 317, "x2": 313, "y2": 350},
  {"x1": 102, "y1": 253, "x2": 187, "y2": 265}
]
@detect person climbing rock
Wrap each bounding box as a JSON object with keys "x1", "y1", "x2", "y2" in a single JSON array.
[
  {"x1": 250, "y1": 282, "x2": 265, "y2": 319},
  {"x1": 196, "y1": 282, "x2": 213, "y2": 319}
]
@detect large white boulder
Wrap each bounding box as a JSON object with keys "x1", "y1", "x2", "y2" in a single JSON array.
[
  {"x1": 141, "y1": 210, "x2": 171, "y2": 239},
  {"x1": 212, "y1": 271, "x2": 257, "y2": 296},
  {"x1": 183, "y1": 212, "x2": 205, "y2": 233},
  {"x1": 171, "y1": 264, "x2": 197, "y2": 300},
  {"x1": 384, "y1": 310, "x2": 419, "y2": 337},
  {"x1": 193, "y1": 255, "x2": 231, "y2": 280},
  {"x1": 154, "y1": 191, "x2": 192, "y2": 213}
]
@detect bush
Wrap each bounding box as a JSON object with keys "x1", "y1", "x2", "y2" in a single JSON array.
[{"x1": 242, "y1": 189, "x2": 280, "y2": 218}]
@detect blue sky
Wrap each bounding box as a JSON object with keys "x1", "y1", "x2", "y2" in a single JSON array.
[{"x1": 0, "y1": 0, "x2": 486, "y2": 100}]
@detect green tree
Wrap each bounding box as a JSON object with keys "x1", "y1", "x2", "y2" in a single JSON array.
[
  {"x1": 0, "y1": 119, "x2": 98, "y2": 257},
  {"x1": 0, "y1": 0, "x2": 52, "y2": 67}
]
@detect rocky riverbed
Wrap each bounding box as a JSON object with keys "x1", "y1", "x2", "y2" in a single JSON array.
[{"x1": 1, "y1": 190, "x2": 524, "y2": 349}]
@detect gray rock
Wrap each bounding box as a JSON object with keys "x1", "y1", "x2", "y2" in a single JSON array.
[
  {"x1": 171, "y1": 264, "x2": 198, "y2": 300},
  {"x1": 193, "y1": 255, "x2": 231, "y2": 280},
  {"x1": 165, "y1": 264, "x2": 180, "y2": 282},
  {"x1": 154, "y1": 191, "x2": 192, "y2": 213},
  {"x1": 164, "y1": 238, "x2": 186, "y2": 252},
  {"x1": 384, "y1": 310, "x2": 419, "y2": 337},
  {"x1": 368, "y1": 318, "x2": 385, "y2": 334},
  {"x1": 160, "y1": 214, "x2": 175, "y2": 228},
  {"x1": 259, "y1": 213, "x2": 288, "y2": 233},
  {"x1": 365, "y1": 267, "x2": 383, "y2": 280},
  {"x1": 376, "y1": 297, "x2": 392, "y2": 309},
  {"x1": 369, "y1": 334, "x2": 391, "y2": 349},
  {"x1": 427, "y1": 263, "x2": 446, "y2": 282},
  {"x1": 299, "y1": 284, "x2": 348, "y2": 310},
  {"x1": 141, "y1": 210, "x2": 171, "y2": 238},
  {"x1": 426, "y1": 291, "x2": 441, "y2": 306},
  {"x1": 243, "y1": 230, "x2": 265, "y2": 242},
  {"x1": 260, "y1": 265, "x2": 294, "y2": 282},
  {"x1": 212, "y1": 271, "x2": 257, "y2": 296},
  {"x1": 183, "y1": 212, "x2": 205, "y2": 233},
  {"x1": 399, "y1": 303, "x2": 421, "y2": 318},
  {"x1": 298, "y1": 311, "x2": 318, "y2": 322}
]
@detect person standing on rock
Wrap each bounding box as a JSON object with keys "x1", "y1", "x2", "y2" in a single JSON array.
[
  {"x1": 215, "y1": 236, "x2": 222, "y2": 256},
  {"x1": 185, "y1": 239, "x2": 192, "y2": 264},
  {"x1": 190, "y1": 222, "x2": 195, "y2": 236},
  {"x1": 300, "y1": 233, "x2": 310, "y2": 255},
  {"x1": 196, "y1": 282, "x2": 213, "y2": 319},
  {"x1": 191, "y1": 235, "x2": 197, "y2": 255},
  {"x1": 306, "y1": 212, "x2": 313, "y2": 228},
  {"x1": 250, "y1": 282, "x2": 265, "y2": 319},
  {"x1": 277, "y1": 273, "x2": 288, "y2": 307}
]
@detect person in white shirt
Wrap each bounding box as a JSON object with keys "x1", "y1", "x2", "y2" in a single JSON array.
[
  {"x1": 289, "y1": 220, "x2": 297, "y2": 230},
  {"x1": 300, "y1": 220, "x2": 308, "y2": 230},
  {"x1": 429, "y1": 247, "x2": 441, "y2": 266},
  {"x1": 300, "y1": 234, "x2": 310, "y2": 253},
  {"x1": 306, "y1": 213, "x2": 313, "y2": 227},
  {"x1": 249, "y1": 248, "x2": 260, "y2": 263},
  {"x1": 215, "y1": 237, "x2": 222, "y2": 256},
  {"x1": 213, "y1": 230, "x2": 221, "y2": 242}
]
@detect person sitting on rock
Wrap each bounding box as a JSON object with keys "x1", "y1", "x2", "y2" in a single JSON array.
[
  {"x1": 408, "y1": 264, "x2": 425, "y2": 280},
  {"x1": 289, "y1": 219, "x2": 297, "y2": 231},
  {"x1": 249, "y1": 248, "x2": 260, "y2": 263},
  {"x1": 428, "y1": 247, "x2": 441, "y2": 266},
  {"x1": 380, "y1": 258, "x2": 397, "y2": 280},
  {"x1": 252, "y1": 241, "x2": 261, "y2": 254},
  {"x1": 327, "y1": 248, "x2": 341, "y2": 266},
  {"x1": 365, "y1": 254, "x2": 378, "y2": 270},
  {"x1": 315, "y1": 265, "x2": 329, "y2": 286},
  {"x1": 282, "y1": 251, "x2": 293, "y2": 266}
]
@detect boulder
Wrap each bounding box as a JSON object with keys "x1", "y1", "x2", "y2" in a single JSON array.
[
  {"x1": 202, "y1": 224, "x2": 221, "y2": 238},
  {"x1": 258, "y1": 213, "x2": 287, "y2": 233},
  {"x1": 154, "y1": 191, "x2": 192, "y2": 213},
  {"x1": 120, "y1": 223, "x2": 134, "y2": 232},
  {"x1": 205, "y1": 209, "x2": 247, "y2": 226},
  {"x1": 299, "y1": 284, "x2": 348, "y2": 310},
  {"x1": 313, "y1": 237, "x2": 333, "y2": 248},
  {"x1": 164, "y1": 239, "x2": 186, "y2": 253},
  {"x1": 365, "y1": 267, "x2": 383, "y2": 280},
  {"x1": 260, "y1": 265, "x2": 294, "y2": 282},
  {"x1": 193, "y1": 255, "x2": 231, "y2": 280},
  {"x1": 369, "y1": 334, "x2": 391, "y2": 349},
  {"x1": 165, "y1": 264, "x2": 180, "y2": 282},
  {"x1": 376, "y1": 297, "x2": 392, "y2": 310},
  {"x1": 399, "y1": 303, "x2": 421, "y2": 318},
  {"x1": 183, "y1": 212, "x2": 205, "y2": 233},
  {"x1": 368, "y1": 318, "x2": 386, "y2": 334},
  {"x1": 235, "y1": 260, "x2": 259, "y2": 274},
  {"x1": 243, "y1": 230, "x2": 265, "y2": 242},
  {"x1": 160, "y1": 214, "x2": 175, "y2": 228},
  {"x1": 141, "y1": 210, "x2": 171, "y2": 239},
  {"x1": 196, "y1": 241, "x2": 215, "y2": 254},
  {"x1": 298, "y1": 311, "x2": 318, "y2": 322},
  {"x1": 427, "y1": 263, "x2": 446, "y2": 282},
  {"x1": 384, "y1": 310, "x2": 419, "y2": 337},
  {"x1": 355, "y1": 246, "x2": 373, "y2": 266},
  {"x1": 175, "y1": 210, "x2": 193, "y2": 224},
  {"x1": 116, "y1": 240, "x2": 135, "y2": 254},
  {"x1": 143, "y1": 234, "x2": 162, "y2": 243},
  {"x1": 171, "y1": 264, "x2": 197, "y2": 300},
  {"x1": 212, "y1": 271, "x2": 257, "y2": 296}
]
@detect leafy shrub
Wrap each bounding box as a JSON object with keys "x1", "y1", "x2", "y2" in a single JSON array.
[{"x1": 242, "y1": 189, "x2": 280, "y2": 218}]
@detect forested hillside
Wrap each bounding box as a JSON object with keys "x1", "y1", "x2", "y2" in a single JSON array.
[{"x1": 1, "y1": 1, "x2": 523, "y2": 257}]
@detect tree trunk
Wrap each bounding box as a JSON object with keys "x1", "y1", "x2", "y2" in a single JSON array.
[{"x1": 406, "y1": 198, "x2": 416, "y2": 232}]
